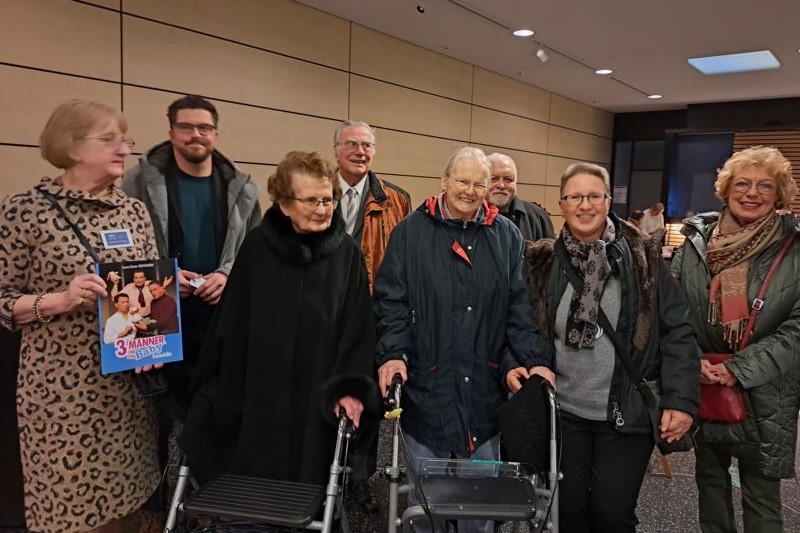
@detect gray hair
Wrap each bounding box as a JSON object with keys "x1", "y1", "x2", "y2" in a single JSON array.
[
  {"x1": 333, "y1": 120, "x2": 376, "y2": 144},
  {"x1": 443, "y1": 147, "x2": 491, "y2": 181},
  {"x1": 487, "y1": 152, "x2": 518, "y2": 180}
]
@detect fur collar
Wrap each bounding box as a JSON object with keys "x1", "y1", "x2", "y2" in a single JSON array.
[
  {"x1": 259, "y1": 205, "x2": 346, "y2": 265},
  {"x1": 524, "y1": 217, "x2": 662, "y2": 349}
]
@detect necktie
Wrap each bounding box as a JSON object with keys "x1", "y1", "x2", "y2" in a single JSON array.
[
  {"x1": 345, "y1": 188, "x2": 358, "y2": 235},
  {"x1": 138, "y1": 287, "x2": 146, "y2": 308}
]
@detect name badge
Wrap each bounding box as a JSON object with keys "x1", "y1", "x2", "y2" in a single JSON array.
[{"x1": 100, "y1": 229, "x2": 133, "y2": 249}]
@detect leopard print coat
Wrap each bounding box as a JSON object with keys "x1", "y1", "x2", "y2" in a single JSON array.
[{"x1": 0, "y1": 176, "x2": 160, "y2": 533}]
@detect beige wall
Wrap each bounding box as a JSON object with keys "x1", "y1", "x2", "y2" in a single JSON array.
[{"x1": 0, "y1": 0, "x2": 613, "y2": 228}]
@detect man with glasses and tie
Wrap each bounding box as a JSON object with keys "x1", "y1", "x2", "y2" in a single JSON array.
[
  {"x1": 333, "y1": 120, "x2": 411, "y2": 512},
  {"x1": 122, "y1": 95, "x2": 261, "y2": 499}
]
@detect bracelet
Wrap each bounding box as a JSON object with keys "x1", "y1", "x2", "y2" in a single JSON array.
[{"x1": 33, "y1": 293, "x2": 54, "y2": 324}]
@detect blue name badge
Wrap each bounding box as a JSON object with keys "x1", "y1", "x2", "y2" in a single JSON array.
[{"x1": 100, "y1": 229, "x2": 134, "y2": 249}]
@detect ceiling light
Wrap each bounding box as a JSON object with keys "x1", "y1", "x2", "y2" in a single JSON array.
[
  {"x1": 688, "y1": 50, "x2": 780, "y2": 75},
  {"x1": 647, "y1": 94, "x2": 663, "y2": 99},
  {"x1": 536, "y1": 47, "x2": 549, "y2": 63},
  {"x1": 512, "y1": 29, "x2": 534, "y2": 37},
  {"x1": 595, "y1": 68, "x2": 613, "y2": 75}
]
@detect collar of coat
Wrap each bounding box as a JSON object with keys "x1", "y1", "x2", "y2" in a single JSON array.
[
  {"x1": 142, "y1": 140, "x2": 240, "y2": 184},
  {"x1": 421, "y1": 195, "x2": 499, "y2": 225},
  {"x1": 524, "y1": 213, "x2": 660, "y2": 350},
  {"x1": 259, "y1": 204, "x2": 347, "y2": 265}
]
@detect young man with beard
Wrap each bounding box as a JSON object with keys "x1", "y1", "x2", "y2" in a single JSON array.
[
  {"x1": 487, "y1": 152, "x2": 554, "y2": 242},
  {"x1": 122, "y1": 96, "x2": 261, "y2": 492}
]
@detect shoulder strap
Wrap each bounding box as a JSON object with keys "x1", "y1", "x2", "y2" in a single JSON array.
[
  {"x1": 739, "y1": 233, "x2": 797, "y2": 349},
  {"x1": 554, "y1": 239, "x2": 648, "y2": 390},
  {"x1": 36, "y1": 186, "x2": 101, "y2": 263}
]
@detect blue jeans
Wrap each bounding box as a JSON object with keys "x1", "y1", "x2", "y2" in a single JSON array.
[{"x1": 403, "y1": 432, "x2": 500, "y2": 533}]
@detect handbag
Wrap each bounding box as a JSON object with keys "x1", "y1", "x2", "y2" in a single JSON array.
[
  {"x1": 698, "y1": 234, "x2": 797, "y2": 422},
  {"x1": 554, "y1": 240, "x2": 694, "y2": 455},
  {"x1": 37, "y1": 186, "x2": 167, "y2": 397}
]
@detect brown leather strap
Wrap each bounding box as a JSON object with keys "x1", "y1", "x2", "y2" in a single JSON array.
[{"x1": 739, "y1": 234, "x2": 797, "y2": 349}]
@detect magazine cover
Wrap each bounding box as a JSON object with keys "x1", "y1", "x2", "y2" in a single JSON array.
[{"x1": 96, "y1": 258, "x2": 184, "y2": 375}]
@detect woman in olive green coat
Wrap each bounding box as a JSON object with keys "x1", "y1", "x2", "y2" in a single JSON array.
[{"x1": 672, "y1": 146, "x2": 800, "y2": 533}]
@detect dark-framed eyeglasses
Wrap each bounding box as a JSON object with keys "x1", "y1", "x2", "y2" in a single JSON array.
[
  {"x1": 560, "y1": 193, "x2": 610, "y2": 205},
  {"x1": 172, "y1": 122, "x2": 217, "y2": 135}
]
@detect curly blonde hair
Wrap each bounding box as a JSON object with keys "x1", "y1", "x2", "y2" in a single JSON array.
[{"x1": 716, "y1": 146, "x2": 796, "y2": 209}]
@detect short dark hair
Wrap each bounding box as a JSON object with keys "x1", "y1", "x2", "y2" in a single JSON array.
[
  {"x1": 167, "y1": 95, "x2": 219, "y2": 127},
  {"x1": 114, "y1": 293, "x2": 129, "y2": 304},
  {"x1": 629, "y1": 210, "x2": 644, "y2": 222}
]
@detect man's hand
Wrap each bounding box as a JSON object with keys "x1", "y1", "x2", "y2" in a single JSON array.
[
  {"x1": 334, "y1": 396, "x2": 364, "y2": 428},
  {"x1": 506, "y1": 367, "x2": 529, "y2": 393},
  {"x1": 378, "y1": 360, "x2": 407, "y2": 395},
  {"x1": 195, "y1": 272, "x2": 227, "y2": 305},
  {"x1": 162, "y1": 275, "x2": 174, "y2": 289},
  {"x1": 178, "y1": 269, "x2": 200, "y2": 298},
  {"x1": 659, "y1": 409, "x2": 693, "y2": 443}
]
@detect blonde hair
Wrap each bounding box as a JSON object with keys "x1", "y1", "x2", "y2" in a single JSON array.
[
  {"x1": 39, "y1": 100, "x2": 127, "y2": 169},
  {"x1": 715, "y1": 146, "x2": 796, "y2": 209},
  {"x1": 560, "y1": 162, "x2": 610, "y2": 195}
]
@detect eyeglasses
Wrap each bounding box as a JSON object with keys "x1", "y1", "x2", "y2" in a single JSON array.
[
  {"x1": 452, "y1": 179, "x2": 488, "y2": 192},
  {"x1": 172, "y1": 122, "x2": 217, "y2": 135},
  {"x1": 731, "y1": 179, "x2": 776, "y2": 195},
  {"x1": 336, "y1": 139, "x2": 376, "y2": 152},
  {"x1": 82, "y1": 135, "x2": 135, "y2": 149},
  {"x1": 290, "y1": 197, "x2": 338, "y2": 209},
  {"x1": 560, "y1": 193, "x2": 610, "y2": 205}
]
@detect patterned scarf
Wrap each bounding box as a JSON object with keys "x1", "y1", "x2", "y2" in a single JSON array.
[
  {"x1": 707, "y1": 209, "x2": 781, "y2": 349},
  {"x1": 561, "y1": 218, "x2": 616, "y2": 349}
]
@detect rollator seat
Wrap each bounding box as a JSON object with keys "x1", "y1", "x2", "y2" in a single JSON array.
[
  {"x1": 184, "y1": 473, "x2": 326, "y2": 527},
  {"x1": 418, "y1": 474, "x2": 538, "y2": 521}
]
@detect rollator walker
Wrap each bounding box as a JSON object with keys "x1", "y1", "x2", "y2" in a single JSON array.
[
  {"x1": 383, "y1": 375, "x2": 561, "y2": 533},
  {"x1": 163, "y1": 411, "x2": 355, "y2": 533}
]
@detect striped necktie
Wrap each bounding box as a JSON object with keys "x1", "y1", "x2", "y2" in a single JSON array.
[{"x1": 345, "y1": 188, "x2": 358, "y2": 235}]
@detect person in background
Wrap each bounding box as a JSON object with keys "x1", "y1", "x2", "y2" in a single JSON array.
[
  {"x1": 487, "y1": 152, "x2": 554, "y2": 242},
  {"x1": 641, "y1": 202, "x2": 665, "y2": 235},
  {"x1": 515, "y1": 162, "x2": 698, "y2": 533},
  {"x1": 374, "y1": 147, "x2": 553, "y2": 533},
  {"x1": 671, "y1": 146, "x2": 800, "y2": 533},
  {"x1": 628, "y1": 209, "x2": 645, "y2": 230},
  {"x1": 0, "y1": 99, "x2": 161, "y2": 533},
  {"x1": 332, "y1": 120, "x2": 411, "y2": 512},
  {"x1": 180, "y1": 151, "x2": 379, "y2": 486}
]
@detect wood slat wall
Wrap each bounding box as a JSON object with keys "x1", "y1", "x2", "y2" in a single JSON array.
[{"x1": 733, "y1": 131, "x2": 800, "y2": 213}]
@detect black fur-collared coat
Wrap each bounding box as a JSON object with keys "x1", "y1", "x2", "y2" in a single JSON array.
[{"x1": 180, "y1": 206, "x2": 380, "y2": 485}]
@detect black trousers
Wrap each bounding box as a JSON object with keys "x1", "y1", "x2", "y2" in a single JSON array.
[{"x1": 558, "y1": 411, "x2": 654, "y2": 533}]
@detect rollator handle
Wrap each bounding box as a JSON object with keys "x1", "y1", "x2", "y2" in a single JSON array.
[{"x1": 384, "y1": 373, "x2": 404, "y2": 416}]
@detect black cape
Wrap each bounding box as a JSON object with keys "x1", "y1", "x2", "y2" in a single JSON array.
[{"x1": 180, "y1": 206, "x2": 379, "y2": 485}]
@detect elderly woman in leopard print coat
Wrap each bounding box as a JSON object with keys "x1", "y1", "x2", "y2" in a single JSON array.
[{"x1": 0, "y1": 100, "x2": 161, "y2": 533}]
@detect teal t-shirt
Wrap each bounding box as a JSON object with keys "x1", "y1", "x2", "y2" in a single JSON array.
[{"x1": 177, "y1": 170, "x2": 218, "y2": 274}]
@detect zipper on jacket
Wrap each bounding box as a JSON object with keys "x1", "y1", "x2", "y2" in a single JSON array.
[
  {"x1": 411, "y1": 309, "x2": 416, "y2": 324},
  {"x1": 612, "y1": 401, "x2": 625, "y2": 429}
]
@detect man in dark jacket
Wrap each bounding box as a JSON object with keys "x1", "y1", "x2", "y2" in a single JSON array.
[
  {"x1": 374, "y1": 147, "x2": 552, "y2": 533},
  {"x1": 487, "y1": 152, "x2": 554, "y2": 242}
]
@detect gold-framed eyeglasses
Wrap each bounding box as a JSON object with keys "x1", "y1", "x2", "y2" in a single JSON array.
[
  {"x1": 290, "y1": 196, "x2": 338, "y2": 209},
  {"x1": 452, "y1": 178, "x2": 488, "y2": 192},
  {"x1": 172, "y1": 122, "x2": 217, "y2": 135},
  {"x1": 560, "y1": 193, "x2": 610, "y2": 205},
  {"x1": 336, "y1": 139, "x2": 376, "y2": 152},
  {"x1": 82, "y1": 135, "x2": 135, "y2": 149},
  {"x1": 731, "y1": 179, "x2": 776, "y2": 195}
]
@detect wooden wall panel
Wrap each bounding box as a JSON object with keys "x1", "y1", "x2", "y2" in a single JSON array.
[
  {"x1": 123, "y1": 16, "x2": 349, "y2": 119},
  {"x1": 733, "y1": 131, "x2": 800, "y2": 212},
  {"x1": 550, "y1": 94, "x2": 613, "y2": 137},
  {"x1": 471, "y1": 107, "x2": 549, "y2": 154},
  {"x1": 0, "y1": 146, "x2": 60, "y2": 198},
  {"x1": 0, "y1": 66, "x2": 120, "y2": 146},
  {"x1": 473, "y1": 68, "x2": 550, "y2": 123},
  {"x1": 471, "y1": 144, "x2": 548, "y2": 188},
  {"x1": 373, "y1": 131, "x2": 462, "y2": 178},
  {"x1": 548, "y1": 125, "x2": 613, "y2": 164},
  {"x1": 124, "y1": 0, "x2": 350, "y2": 69},
  {"x1": 0, "y1": 0, "x2": 120, "y2": 80},
  {"x1": 349, "y1": 76, "x2": 471, "y2": 140},
  {"x1": 380, "y1": 175, "x2": 442, "y2": 208},
  {"x1": 351, "y1": 25, "x2": 473, "y2": 102}
]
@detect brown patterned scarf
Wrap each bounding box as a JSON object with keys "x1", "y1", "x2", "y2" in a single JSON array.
[
  {"x1": 561, "y1": 218, "x2": 616, "y2": 349},
  {"x1": 707, "y1": 209, "x2": 781, "y2": 348}
]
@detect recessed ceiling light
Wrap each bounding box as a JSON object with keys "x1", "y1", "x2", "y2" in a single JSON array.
[
  {"x1": 647, "y1": 94, "x2": 663, "y2": 99},
  {"x1": 512, "y1": 29, "x2": 534, "y2": 37},
  {"x1": 688, "y1": 50, "x2": 780, "y2": 75},
  {"x1": 595, "y1": 68, "x2": 613, "y2": 75}
]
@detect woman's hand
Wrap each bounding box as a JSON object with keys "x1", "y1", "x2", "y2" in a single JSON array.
[
  {"x1": 699, "y1": 359, "x2": 719, "y2": 385},
  {"x1": 134, "y1": 363, "x2": 164, "y2": 374},
  {"x1": 529, "y1": 366, "x2": 556, "y2": 389},
  {"x1": 659, "y1": 409, "x2": 694, "y2": 443},
  {"x1": 62, "y1": 273, "x2": 107, "y2": 312},
  {"x1": 378, "y1": 360, "x2": 407, "y2": 395},
  {"x1": 334, "y1": 396, "x2": 364, "y2": 428},
  {"x1": 506, "y1": 367, "x2": 528, "y2": 393},
  {"x1": 708, "y1": 363, "x2": 738, "y2": 386}
]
